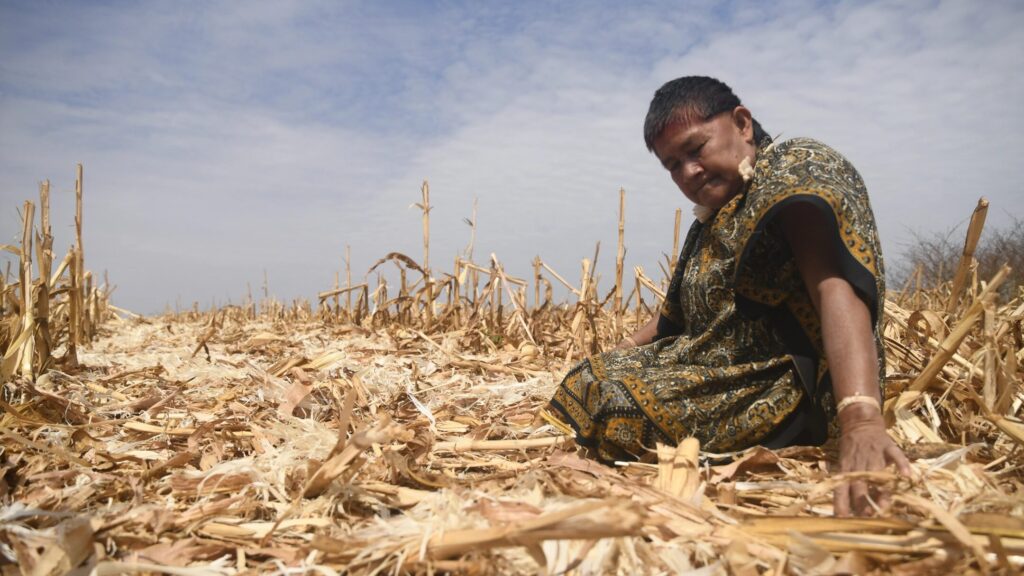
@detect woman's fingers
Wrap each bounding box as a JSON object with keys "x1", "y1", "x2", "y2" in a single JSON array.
[
  {"x1": 885, "y1": 443, "x2": 913, "y2": 476},
  {"x1": 834, "y1": 481, "x2": 851, "y2": 516},
  {"x1": 874, "y1": 484, "x2": 892, "y2": 511},
  {"x1": 836, "y1": 428, "x2": 912, "y2": 516},
  {"x1": 850, "y1": 479, "x2": 870, "y2": 516}
]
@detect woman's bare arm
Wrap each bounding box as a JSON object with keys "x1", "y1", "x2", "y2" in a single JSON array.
[{"x1": 780, "y1": 202, "x2": 911, "y2": 516}]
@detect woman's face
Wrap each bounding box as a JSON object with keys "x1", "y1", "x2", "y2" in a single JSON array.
[{"x1": 652, "y1": 105, "x2": 756, "y2": 210}]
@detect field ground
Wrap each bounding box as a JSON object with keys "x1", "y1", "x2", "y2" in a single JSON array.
[
  {"x1": 3, "y1": 187, "x2": 1022, "y2": 573},
  {"x1": 3, "y1": 302, "x2": 1022, "y2": 575}
]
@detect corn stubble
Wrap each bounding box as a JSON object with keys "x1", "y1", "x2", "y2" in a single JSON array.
[{"x1": 1, "y1": 176, "x2": 1021, "y2": 574}]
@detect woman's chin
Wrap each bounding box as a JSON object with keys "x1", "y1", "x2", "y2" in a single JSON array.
[
  {"x1": 698, "y1": 194, "x2": 729, "y2": 211},
  {"x1": 700, "y1": 186, "x2": 742, "y2": 210}
]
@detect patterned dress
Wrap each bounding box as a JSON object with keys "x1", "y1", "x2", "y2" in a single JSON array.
[{"x1": 544, "y1": 138, "x2": 886, "y2": 463}]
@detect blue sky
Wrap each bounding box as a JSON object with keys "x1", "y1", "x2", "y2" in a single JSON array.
[{"x1": 2, "y1": 0, "x2": 1022, "y2": 314}]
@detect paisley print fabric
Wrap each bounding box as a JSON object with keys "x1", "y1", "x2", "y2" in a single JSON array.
[{"x1": 544, "y1": 138, "x2": 886, "y2": 463}]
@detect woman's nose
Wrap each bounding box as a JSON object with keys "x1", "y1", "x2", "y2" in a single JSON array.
[{"x1": 683, "y1": 160, "x2": 703, "y2": 181}]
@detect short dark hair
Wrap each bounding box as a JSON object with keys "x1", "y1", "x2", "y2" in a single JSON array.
[{"x1": 643, "y1": 76, "x2": 769, "y2": 151}]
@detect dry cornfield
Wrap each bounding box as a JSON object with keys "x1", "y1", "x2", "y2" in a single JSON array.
[{"x1": 1, "y1": 175, "x2": 1022, "y2": 575}]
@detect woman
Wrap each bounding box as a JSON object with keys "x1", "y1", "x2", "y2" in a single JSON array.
[{"x1": 543, "y1": 76, "x2": 910, "y2": 516}]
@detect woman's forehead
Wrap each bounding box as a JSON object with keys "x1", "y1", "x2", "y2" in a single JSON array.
[{"x1": 659, "y1": 109, "x2": 721, "y2": 139}]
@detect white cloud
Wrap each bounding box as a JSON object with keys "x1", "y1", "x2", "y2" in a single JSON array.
[{"x1": 1, "y1": 0, "x2": 1022, "y2": 313}]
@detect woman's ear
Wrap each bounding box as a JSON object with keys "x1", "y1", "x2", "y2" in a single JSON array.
[{"x1": 732, "y1": 106, "x2": 754, "y2": 143}]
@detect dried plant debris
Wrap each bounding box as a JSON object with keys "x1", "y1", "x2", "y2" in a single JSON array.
[
  {"x1": 2, "y1": 294, "x2": 1021, "y2": 575},
  {"x1": 3, "y1": 183, "x2": 1022, "y2": 573}
]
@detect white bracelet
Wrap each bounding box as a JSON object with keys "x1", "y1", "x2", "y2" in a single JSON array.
[
  {"x1": 836, "y1": 394, "x2": 881, "y2": 414},
  {"x1": 623, "y1": 335, "x2": 640, "y2": 347}
]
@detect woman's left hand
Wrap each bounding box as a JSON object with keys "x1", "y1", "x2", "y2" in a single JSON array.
[{"x1": 835, "y1": 404, "x2": 912, "y2": 516}]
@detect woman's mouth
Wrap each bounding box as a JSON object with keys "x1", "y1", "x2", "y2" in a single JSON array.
[{"x1": 698, "y1": 178, "x2": 717, "y2": 197}]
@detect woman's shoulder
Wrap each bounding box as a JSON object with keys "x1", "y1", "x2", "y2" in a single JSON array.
[
  {"x1": 756, "y1": 137, "x2": 864, "y2": 187},
  {"x1": 761, "y1": 137, "x2": 851, "y2": 167}
]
